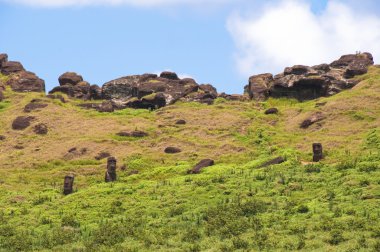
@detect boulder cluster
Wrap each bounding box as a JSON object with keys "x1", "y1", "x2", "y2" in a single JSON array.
[
  {"x1": 49, "y1": 72, "x2": 102, "y2": 100},
  {"x1": 247, "y1": 52, "x2": 374, "y2": 101},
  {"x1": 0, "y1": 53, "x2": 45, "y2": 95},
  {"x1": 1, "y1": 52, "x2": 376, "y2": 110},
  {"x1": 49, "y1": 71, "x2": 221, "y2": 110}
]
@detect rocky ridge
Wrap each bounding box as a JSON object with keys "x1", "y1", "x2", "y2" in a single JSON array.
[
  {"x1": 0, "y1": 53, "x2": 45, "y2": 94},
  {"x1": 0, "y1": 52, "x2": 375, "y2": 110},
  {"x1": 247, "y1": 52, "x2": 374, "y2": 101}
]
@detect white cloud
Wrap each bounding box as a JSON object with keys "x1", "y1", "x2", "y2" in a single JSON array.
[
  {"x1": 227, "y1": 0, "x2": 380, "y2": 76},
  {"x1": 3, "y1": 0, "x2": 234, "y2": 7}
]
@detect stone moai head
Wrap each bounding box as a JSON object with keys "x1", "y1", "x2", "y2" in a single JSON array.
[
  {"x1": 105, "y1": 157, "x2": 117, "y2": 182},
  {"x1": 63, "y1": 175, "x2": 74, "y2": 195},
  {"x1": 312, "y1": 143, "x2": 323, "y2": 162},
  {"x1": 107, "y1": 157, "x2": 117, "y2": 173}
]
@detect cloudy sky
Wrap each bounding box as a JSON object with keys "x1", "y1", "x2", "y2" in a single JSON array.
[{"x1": 1, "y1": 0, "x2": 379, "y2": 93}]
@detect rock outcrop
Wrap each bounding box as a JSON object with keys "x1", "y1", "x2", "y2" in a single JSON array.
[
  {"x1": 7, "y1": 71, "x2": 45, "y2": 92},
  {"x1": 0, "y1": 53, "x2": 45, "y2": 93},
  {"x1": 102, "y1": 72, "x2": 199, "y2": 106},
  {"x1": 50, "y1": 72, "x2": 101, "y2": 100},
  {"x1": 1, "y1": 61, "x2": 25, "y2": 75},
  {"x1": 50, "y1": 71, "x2": 217, "y2": 108},
  {"x1": 247, "y1": 52, "x2": 374, "y2": 101}
]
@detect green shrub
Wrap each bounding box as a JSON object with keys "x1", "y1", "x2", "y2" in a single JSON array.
[
  {"x1": 304, "y1": 164, "x2": 321, "y2": 173},
  {"x1": 336, "y1": 160, "x2": 356, "y2": 171},
  {"x1": 61, "y1": 214, "x2": 80, "y2": 228},
  {"x1": 297, "y1": 205, "x2": 309, "y2": 213},
  {"x1": 326, "y1": 229, "x2": 345, "y2": 245}
]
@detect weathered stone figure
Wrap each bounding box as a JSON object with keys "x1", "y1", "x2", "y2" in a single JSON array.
[
  {"x1": 313, "y1": 143, "x2": 323, "y2": 162},
  {"x1": 105, "y1": 157, "x2": 117, "y2": 182},
  {"x1": 63, "y1": 175, "x2": 74, "y2": 195}
]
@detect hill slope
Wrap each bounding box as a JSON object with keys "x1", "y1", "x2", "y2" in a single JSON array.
[{"x1": 0, "y1": 67, "x2": 379, "y2": 251}]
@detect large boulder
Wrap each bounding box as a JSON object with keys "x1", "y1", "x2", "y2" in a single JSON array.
[
  {"x1": 102, "y1": 72, "x2": 204, "y2": 107},
  {"x1": 330, "y1": 52, "x2": 373, "y2": 68},
  {"x1": 247, "y1": 73, "x2": 273, "y2": 100},
  {"x1": 12, "y1": 116, "x2": 35, "y2": 130},
  {"x1": 247, "y1": 53, "x2": 374, "y2": 101},
  {"x1": 7, "y1": 71, "x2": 45, "y2": 92},
  {"x1": 160, "y1": 71, "x2": 179, "y2": 80},
  {"x1": 89, "y1": 85, "x2": 102, "y2": 100},
  {"x1": 126, "y1": 92, "x2": 167, "y2": 110},
  {"x1": 0, "y1": 54, "x2": 8, "y2": 68},
  {"x1": 1, "y1": 61, "x2": 25, "y2": 75},
  {"x1": 50, "y1": 72, "x2": 94, "y2": 99},
  {"x1": 58, "y1": 72, "x2": 83, "y2": 86}
]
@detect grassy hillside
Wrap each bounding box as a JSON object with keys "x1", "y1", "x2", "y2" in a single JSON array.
[{"x1": 0, "y1": 67, "x2": 379, "y2": 251}]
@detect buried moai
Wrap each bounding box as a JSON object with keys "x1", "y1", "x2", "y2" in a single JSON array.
[
  {"x1": 312, "y1": 143, "x2": 323, "y2": 162},
  {"x1": 63, "y1": 175, "x2": 74, "y2": 195},
  {"x1": 105, "y1": 157, "x2": 117, "y2": 182}
]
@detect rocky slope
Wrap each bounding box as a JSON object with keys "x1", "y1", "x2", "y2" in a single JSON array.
[{"x1": 1, "y1": 52, "x2": 374, "y2": 110}]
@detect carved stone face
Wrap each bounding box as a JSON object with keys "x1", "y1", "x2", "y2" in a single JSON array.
[
  {"x1": 313, "y1": 143, "x2": 322, "y2": 153},
  {"x1": 64, "y1": 176, "x2": 74, "y2": 187},
  {"x1": 63, "y1": 175, "x2": 74, "y2": 195},
  {"x1": 107, "y1": 157, "x2": 117, "y2": 173}
]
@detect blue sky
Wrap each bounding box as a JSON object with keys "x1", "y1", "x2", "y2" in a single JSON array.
[{"x1": 1, "y1": 0, "x2": 379, "y2": 94}]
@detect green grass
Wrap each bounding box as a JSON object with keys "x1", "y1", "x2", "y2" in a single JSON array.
[{"x1": 0, "y1": 68, "x2": 379, "y2": 251}]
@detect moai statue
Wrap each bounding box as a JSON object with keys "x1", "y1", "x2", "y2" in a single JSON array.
[
  {"x1": 312, "y1": 143, "x2": 323, "y2": 162},
  {"x1": 63, "y1": 175, "x2": 74, "y2": 195},
  {"x1": 105, "y1": 157, "x2": 117, "y2": 182}
]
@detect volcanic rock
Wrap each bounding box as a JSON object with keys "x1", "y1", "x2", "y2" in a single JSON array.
[
  {"x1": 7, "y1": 71, "x2": 45, "y2": 92},
  {"x1": 97, "y1": 101, "x2": 114, "y2": 113},
  {"x1": 247, "y1": 52, "x2": 374, "y2": 101},
  {"x1": 175, "y1": 119, "x2": 186, "y2": 125},
  {"x1": 34, "y1": 123, "x2": 48, "y2": 135},
  {"x1": 89, "y1": 85, "x2": 102, "y2": 100},
  {"x1": 64, "y1": 147, "x2": 88, "y2": 160},
  {"x1": 49, "y1": 72, "x2": 95, "y2": 99},
  {"x1": 258, "y1": 157, "x2": 285, "y2": 168},
  {"x1": 24, "y1": 100, "x2": 48, "y2": 112},
  {"x1": 199, "y1": 84, "x2": 218, "y2": 98},
  {"x1": 49, "y1": 83, "x2": 90, "y2": 100},
  {"x1": 12, "y1": 116, "x2": 35, "y2": 130},
  {"x1": 218, "y1": 93, "x2": 247, "y2": 101},
  {"x1": 300, "y1": 112, "x2": 325, "y2": 129},
  {"x1": 117, "y1": 130, "x2": 148, "y2": 137},
  {"x1": 0, "y1": 90, "x2": 3, "y2": 101},
  {"x1": 126, "y1": 93, "x2": 167, "y2": 110},
  {"x1": 59, "y1": 72, "x2": 83, "y2": 86},
  {"x1": 188, "y1": 159, "x2": 214, "y2": 174},
  {"x1": 264, "y1": 108, "x2": 278, "y2": 115},
  {"x1": 160, "y1": 71, "x2": 179, "y2": 80},
  {"x1": 247, "y1": 73, "x2": 273, "y2": 100},
  {"x1": 0, "y1": 135, "x2": 5, "y2": 141},
  {"x1": 102, "y1": 72, "x2": 212, "y2": 107},
  {"x1": 164, "y1": 147, "x2": 182, "y2": 154},
  {"x1": 1, "y1": 61, "x2": 24, "y2": 75},
  {"x1": 95, "y1": 151, "x2": 111, "y2": 160},
  {"x1": 0, "y1": 54, "x2": 8, "y2": 68}
]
